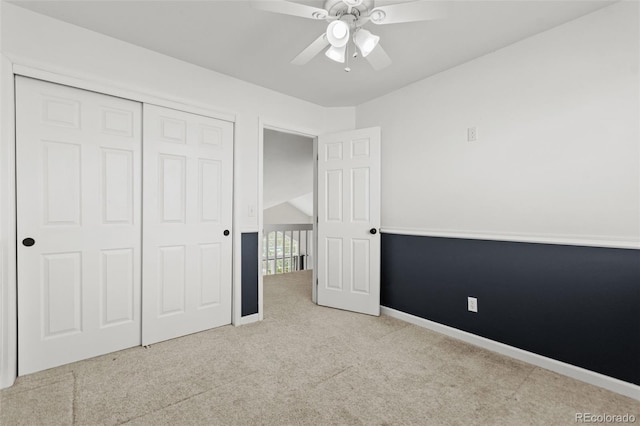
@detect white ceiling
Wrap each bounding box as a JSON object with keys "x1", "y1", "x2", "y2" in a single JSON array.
[{"x1": 10, "y1": 0, "x2": 615, "y2": 107}]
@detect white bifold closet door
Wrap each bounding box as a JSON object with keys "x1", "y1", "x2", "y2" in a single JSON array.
[
  {"x1": 142, "y1": 104, "x2": 233, "y2": 346},
  {"x1": 16, "y1": 76, "x2": 142, "y2": 375}
]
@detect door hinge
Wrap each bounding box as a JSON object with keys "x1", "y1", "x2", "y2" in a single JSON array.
[
  {"x1": 316, "y1": 279, "x2": 319, "y2": 287},
  {"x1": 316, "y1": 216, "x2": 319, "y2": 223}
]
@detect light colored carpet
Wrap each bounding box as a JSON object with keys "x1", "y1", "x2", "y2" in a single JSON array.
[{"x1": 1, "y1": 270, "x2": 638, "y2": 425}]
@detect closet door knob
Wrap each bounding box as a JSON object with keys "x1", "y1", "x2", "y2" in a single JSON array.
[
  {"x1": 369, "y1": 228, "x2": 377, "y2": 235},
  {"x1": 223, "y1": 230, "x2": 230, "y2": 236},
  {"x1": 22, "y1": 237, "x2": 35, "y2": 247}
]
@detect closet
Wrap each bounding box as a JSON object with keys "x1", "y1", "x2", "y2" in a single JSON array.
[{"x1": 15, "y1": 76, "x2": 233, "y2": 375}]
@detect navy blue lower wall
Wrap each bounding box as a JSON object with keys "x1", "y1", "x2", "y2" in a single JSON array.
[
  {"x1": 381, "y1": 233, "x2": 640, "y2": 385},
  {"x1": 241, "y1": 233, "x2": 259, "y2": 317}
]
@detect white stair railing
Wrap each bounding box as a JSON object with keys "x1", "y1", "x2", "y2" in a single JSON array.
[{"x1": 263, "y1": 224, "x2": 313, "y2": 275}]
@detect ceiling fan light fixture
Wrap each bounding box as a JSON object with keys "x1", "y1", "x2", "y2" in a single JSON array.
[
  {"x1": 370, "y1": 9, "x2": 386, "y2": 24},
  {"x1": 312, "y1": 11, "x2": 328, "y2": 19},
  {"x1": 354, "y1": 28, "x2": 379, "y2": 57},
  {"x1": 325, "y1": 45, "x2": 347, "y2": 63},
  {"x1": 326, "y1": 20, "x2": 350, "y2": 47}
]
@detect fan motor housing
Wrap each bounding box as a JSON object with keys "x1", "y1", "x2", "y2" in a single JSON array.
[{"x1": 324, "y1": 0, "x2": 374, "y2": 18}]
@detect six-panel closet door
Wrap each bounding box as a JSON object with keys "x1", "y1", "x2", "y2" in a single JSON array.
[
  {"x1": 16, "y1": 78, "x2": 234, "y2": 375},
  {"x1": 16, "y1": 76, "x2": 143, "y2": 375},
  {"x1": 142, "y1": 104, "x2": 233, "y2": 346}
]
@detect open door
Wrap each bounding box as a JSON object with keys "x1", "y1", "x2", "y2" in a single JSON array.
[{"x1": 317, "y1": 127, "x2": 380, "y2": 316}]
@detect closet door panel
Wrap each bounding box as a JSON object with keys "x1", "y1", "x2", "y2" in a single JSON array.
[
  {"x1": 142, "y1": 104, "x2": 233, "y2": 345},
  {"x1": 16, "y1": 76, "x2": 142, "y2": 375}
]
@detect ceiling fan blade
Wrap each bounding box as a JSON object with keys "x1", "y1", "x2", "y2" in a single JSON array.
[
  {"x1": 365, "y1": 43, "x2": 392, "y2": 70},
  {"x1": 251, "y1": 1, "x2": 329, "y2": 20},
  {"x1": 369, "y1": 1, "x2": 448, "y2": 25},
  {"x1": 291, "y1": 34, "x2": 330, "y2": 65}
]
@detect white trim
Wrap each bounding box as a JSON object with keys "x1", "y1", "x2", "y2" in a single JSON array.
[
  {"x1": 231, "y1": 115, "x2": 243, "y2": 327},
  {"x1": 262, "y1": 122, "x2": 318, "y2": 139},
  {"x1": 232, "y1": 214, "x2": 242, "y2": 326},
  {"x1": 258, "y1": 119, "x2": 265, "y2": 322},
  {"x1": 236, "y1": 313, "x2": 260, "y2": 326},
  {"x1": 381, "y1": 307, "x2": 640, "y2": 401},
  {"x1": 311, "y1": 137, "x2": 318, "y2": 305},
  {"x1": 230, "y1": 119, "x2": 239, "y2": 328},
  {"x1": 0, "y1": 54, "x2": 18, "y2": 389},
  {"x1": 12, "y1": 62, "x2": 236, "y2": 123},
  {"x1": 381, "y1": 227, "x2": 640, "y2": 250},
  {"x1": 264, "y1": 224, "x2": 313, "y2": 232},
  {"x1": 241, "y1": 228, "x2": 260, "y2": 233}
]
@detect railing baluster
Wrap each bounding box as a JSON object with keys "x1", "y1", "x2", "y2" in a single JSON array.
[
  {"x1": 296, "y1": 229, "x2": 302, "y2": 271},
  {"x1": 305, "y1": 230, "x2": 308, "y2": 271},
  {"x1": 287, "y1": 230, "x2": 292, "y2": 273},
  {"x1": 263, "y1": 224, "x2": 313, "y2": 276},
  {"x1": 270, "y1": 231, "x2": 274, "y2": 275}
]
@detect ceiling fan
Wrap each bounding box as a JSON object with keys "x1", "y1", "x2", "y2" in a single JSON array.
[{"x1": 252, "y1": 0, "x2": 447, "y2": 71}]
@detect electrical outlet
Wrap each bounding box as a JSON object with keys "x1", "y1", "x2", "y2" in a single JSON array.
[
  {"x1": 467, "y1": 297, "x2": 478, "y2": 313},
  {"x1": 467, "y1": 127, "x2": 477, "y2": 142}
]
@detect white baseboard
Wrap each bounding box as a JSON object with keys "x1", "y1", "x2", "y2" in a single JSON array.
[
  {"x1": 381, "y1": 307, "x2": 640, "y2": 401},
  {"x1": 235, "y1": 313, "x2": 260, "y2": 326}
]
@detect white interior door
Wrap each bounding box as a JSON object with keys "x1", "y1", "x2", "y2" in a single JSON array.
[
  {"x1": 16, "y1": 76, "x2": 142, "y2": 375},
  {"x1": 317, "y1": 127, "x2": 381, "y2": 316},
  {"x1": 142, "y1": 104, "x2": 233, "y2": 345}
]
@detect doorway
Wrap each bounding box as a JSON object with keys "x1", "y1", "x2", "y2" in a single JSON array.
[{"x1": 260, "y1": 126, "x2": 317, "y2": 310}]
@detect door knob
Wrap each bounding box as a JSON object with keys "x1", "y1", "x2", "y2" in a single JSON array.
[
  {"x1": 369, "y1": 228, "x2": 377, "y2": 235},
  {"x1": 223, "y1": 230, "x2": 230, "y2": 236},
  {"x1": 22, "y1": 237, "x2": 35, "y2": 247}
]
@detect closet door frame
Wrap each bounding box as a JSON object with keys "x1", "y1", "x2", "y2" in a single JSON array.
[{"x1": 1, "y1": 63, "x2": 239, "y2": 389}]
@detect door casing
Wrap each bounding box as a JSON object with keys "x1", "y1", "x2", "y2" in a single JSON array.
[{"x1": 258, "y1": 120, "x2": 320, "y2": 316}]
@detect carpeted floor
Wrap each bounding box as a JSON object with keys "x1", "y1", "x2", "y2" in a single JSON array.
[{"x1": 1, "y1": 270, "x2": 638, "y2": 425}]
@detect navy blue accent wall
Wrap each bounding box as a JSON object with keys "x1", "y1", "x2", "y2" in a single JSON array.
[
  {"x1": 241, "y1": 233, "x2": 259, "y2": 317},
  {"x1": 381, "y1": 233, "x2": 640, "y2": 385}
]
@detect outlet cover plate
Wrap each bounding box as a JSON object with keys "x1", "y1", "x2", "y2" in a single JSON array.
[
  {"x1": 467, "y1": 127, "x2": 477, "y2": 142},
  {"x1": 468, "y1": 297, "x2": 478, "y2": 313}
]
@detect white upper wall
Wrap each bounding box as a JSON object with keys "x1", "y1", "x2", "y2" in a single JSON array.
[
  {"x1": 264, "y1": 202, "x2": 312, "y2": 225},
  {"x1": 288, "y1": 192, "x2": 314, "y2": 217},
  {"x1": 263, "y1": 129, "x2": 314, "y2": 210},
  {"x1": 0, "y1": 2, "x2": 356, "y2": 232},
  {"x1": 356, "y1": 1, "x2": 639, "y2": 246}
]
